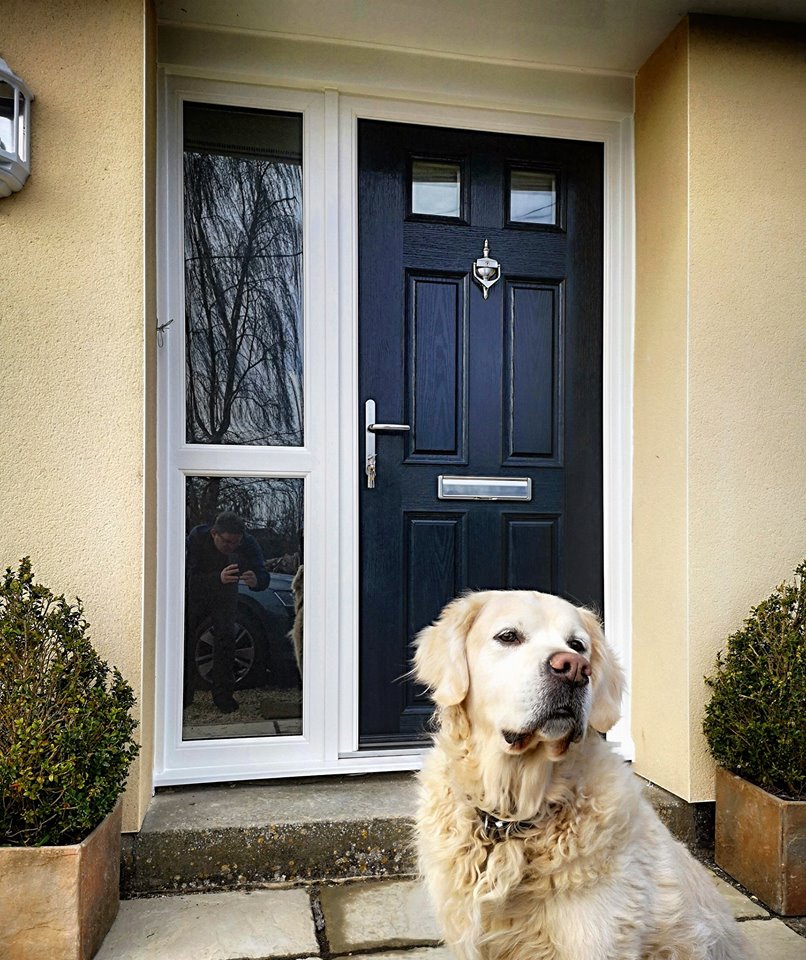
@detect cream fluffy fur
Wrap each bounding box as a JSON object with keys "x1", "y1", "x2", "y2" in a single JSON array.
[{"x1": 413, "y1": 591, "x2": 754, "y2": 960}]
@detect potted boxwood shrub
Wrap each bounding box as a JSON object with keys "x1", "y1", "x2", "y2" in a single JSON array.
[
  {"x1": 0, "y1": 558, "x2": 140, "y2": 960},
  {"x1": 703, "y1": 557, "x2": 805, "y2": 916}
]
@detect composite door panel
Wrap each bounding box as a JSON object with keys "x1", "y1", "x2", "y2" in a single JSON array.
[{"x1": 358, "y1": 121, "x2": 603, "y2": 747}]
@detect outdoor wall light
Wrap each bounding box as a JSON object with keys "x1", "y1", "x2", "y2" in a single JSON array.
[{"x1": 0, "y1": 57, "x2": 33, "y2": 198}]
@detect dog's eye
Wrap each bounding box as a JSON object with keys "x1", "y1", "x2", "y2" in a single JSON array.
[
  {"x1": 567, "y1": 637, "x2": 587, "y2": 653},
  {"x1": 494, "y1": 629, "x2": 522, "y2": 646}
]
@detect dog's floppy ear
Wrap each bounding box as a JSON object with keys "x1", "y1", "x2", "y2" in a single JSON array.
[
  {"x1": 579, "y1": 608, "x2": 625, "y2": 733},
  {"x1": 413, "y1": 593, "x2": 482, "y2": 707}
]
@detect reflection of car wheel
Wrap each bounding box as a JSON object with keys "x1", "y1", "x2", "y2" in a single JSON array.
[{"x1": 193, "y1": 607, "x2": 267, "y2": 689}]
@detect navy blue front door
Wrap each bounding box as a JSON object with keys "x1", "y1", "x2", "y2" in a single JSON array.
[{"x1": 358, "y1": 120, "x2": 603, "y2": 747}]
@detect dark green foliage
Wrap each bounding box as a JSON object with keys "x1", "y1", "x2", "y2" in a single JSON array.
[
  {"x1": 703, "y1": 559, "x2": 805, "y2": 801},
  {"x1": 0, "y1": 558, "x2": 140, "y2": 846}
]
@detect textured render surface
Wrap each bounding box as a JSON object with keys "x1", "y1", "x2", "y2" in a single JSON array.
[
  {"x1": 633, "y1": 15, "x2": 806, "y2": 802},
  {"x1": 138, "y1": 0, "x2": 159, "y2": 840},
  {"x1": 632, "y1": 19, "x2": 691, "y2": 799},
  {"x1": 686, "y1": 15, "x2": 806, "y2": 800},
  {"x1": 0, "y1": 0, "x2": 151, "y2": 832},
  {"x1": 0, "y1": 802, "x2": 121, "y2": 960}
]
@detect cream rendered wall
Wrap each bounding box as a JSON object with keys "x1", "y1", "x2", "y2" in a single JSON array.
[
  {"x1": 633, "y1": 20, "x2": 691, "y2": 797},
  {"x1": 686, "y1": 16, "x2": 806, "y2": 797},
  {"x1": 634, "y1": 16, "x2": 806, "y2": 801},
  {"x1": 0, "y1": 0, "x2": 156, "y2": 832}
]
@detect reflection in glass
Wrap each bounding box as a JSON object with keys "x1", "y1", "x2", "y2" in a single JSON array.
[
  {"x1": 510, "y1": 169, "x2": 557, "y2": 225},
  {"x1": 183, "y1": 103, "x2": 303, "y2": 446},
  {"x1": 411, "y1": 159, "x2": 461, "y2": 218},
  {"x1": 0, "y1": 82, "x2": 23, "y2": 157},
  {"x1": 182, "y1": 476, "x2": 304, "y2": 741}
]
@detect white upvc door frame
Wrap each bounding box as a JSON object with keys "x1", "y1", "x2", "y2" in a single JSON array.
[{"x1": 155, "y1": 71, "x2": 634, "y2": 786}]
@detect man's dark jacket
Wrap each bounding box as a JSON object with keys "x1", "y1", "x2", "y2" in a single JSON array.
[{"x1": 185, "y1": 524, "x2": 270, "y2": 595}]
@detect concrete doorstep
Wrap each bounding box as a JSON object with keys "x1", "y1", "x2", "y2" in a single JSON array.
[
  {"x1": 122, "y1": 772, "x2": 710, "y2": 895},
  {"x1": 122, "y1": 774, "x2": 419, "y2": 895}
]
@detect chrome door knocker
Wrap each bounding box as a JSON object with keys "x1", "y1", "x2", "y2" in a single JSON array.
[{"x1": 472, "y1": 239, "x2": 501, "y2": 299}]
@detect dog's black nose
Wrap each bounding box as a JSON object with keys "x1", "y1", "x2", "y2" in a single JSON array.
[{"x1": 548, "y1": 651, "x2": 591, "y2": 685}]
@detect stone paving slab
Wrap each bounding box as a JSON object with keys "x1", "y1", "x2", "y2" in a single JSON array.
[
  {"x1": 96, "y1": 870, "x2": 804, "y2": 960},
  {"x1": 742, "y1": 919, "x2": 806, "y2": 960},
  {"x1": 363, "y1": 950, "x2": 454, "y2": 960},
  {"x1": 710, "y1": 873, "x2": 770, "y2": 919},
  {"x1": 319, "y1": 878, "x2": 441, "y2": 953},
  {"x1": 95, "y1": 889, "x2": 318, "y2": 960}
]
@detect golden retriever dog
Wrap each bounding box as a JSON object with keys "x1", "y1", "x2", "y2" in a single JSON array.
[
  {"x1": 289, "y1": 563, "x2": 304, "y2": 676},
  {"x1": 413, "y1": 591, "x2": 754, "y2": 960}
]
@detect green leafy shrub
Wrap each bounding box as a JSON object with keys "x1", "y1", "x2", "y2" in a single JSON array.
[
  {"x1": 703, "y1": 558, "x2": 805, "y2": 801},
  {"x1": 0, "y1": 558, "x2": 140, "y2": 846}
]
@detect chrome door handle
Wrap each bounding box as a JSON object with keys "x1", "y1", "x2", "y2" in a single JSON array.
[
  {"x1": 368, "y1": 423, "x2": 411, "y2": 433},
  {"x1": 365, "y1": 399, "x2": 410, "y2": 488}
]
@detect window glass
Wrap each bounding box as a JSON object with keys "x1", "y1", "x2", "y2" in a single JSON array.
[
  {"x1": 411, "y1": 159, "x2": 461, "y2": 219},
  {"x1": 182, "y1": 475, "x2": 304, "y2": 741},
  {"x1": 0, "y1": 82, "x2": 22, "y2": 157},
  {"x1": 510, "y1": 168, "x2": 557, "y2": 225},
  {"x1": 183, "y1": 103, "x2": 304, "y2": 446}
]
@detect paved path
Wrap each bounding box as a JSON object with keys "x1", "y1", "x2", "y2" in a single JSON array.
[{"x1": 97, "y1": 871, "x2": 805, "y2": 960}]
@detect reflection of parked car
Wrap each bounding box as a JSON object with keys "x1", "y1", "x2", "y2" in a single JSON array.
[{"x1": 192, "y1": 572, "x2": 297, "y2": 690}]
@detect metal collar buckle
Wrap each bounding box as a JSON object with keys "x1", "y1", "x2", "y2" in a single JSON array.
[{"x1": 476, "y1": 807, "x2": 539, "y2": 843}]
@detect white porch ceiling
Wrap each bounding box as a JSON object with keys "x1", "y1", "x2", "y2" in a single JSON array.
[{"x1": 156, "y1": 0, "x2": 805, "y2": 75}]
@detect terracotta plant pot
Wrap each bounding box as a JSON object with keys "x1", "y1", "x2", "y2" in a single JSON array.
[
  {"x1": 0, "y1": 799, "x2": 122, "y2": 960},
  {"x1": 715, "y1": 767, "x2": 806, "y2": 916}
]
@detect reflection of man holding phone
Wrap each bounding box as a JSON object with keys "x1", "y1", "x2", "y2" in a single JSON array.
[{"x1": 184, "y1": 511, "x2": 269, "y2": 713}]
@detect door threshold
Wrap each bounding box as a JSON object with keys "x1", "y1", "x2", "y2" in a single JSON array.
[{"x1": 341, "y1": 746, "x2": 428, "y2": 760}]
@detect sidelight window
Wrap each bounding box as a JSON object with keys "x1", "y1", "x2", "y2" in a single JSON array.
[{"x1": 183, "y1": 103, "x2": 304, "y2": 447}]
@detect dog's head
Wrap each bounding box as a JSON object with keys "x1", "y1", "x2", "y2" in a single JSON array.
[{"x1": 414, "y1": 591, "x2": 624, "y2": 757}]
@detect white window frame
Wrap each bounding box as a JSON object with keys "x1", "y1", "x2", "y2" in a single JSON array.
[
  {"x1": 155, "y1": 77, "x2": 332, "y2": 783},
  {"x1": 155, "y1": 74, "x2": 634, "y2": 786}
]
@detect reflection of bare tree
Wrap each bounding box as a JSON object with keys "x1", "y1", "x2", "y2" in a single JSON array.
[
  {"x1": 184, "y1": 151, "x2": 303, "y2": 446},
  {"x1": 186, "y1": 477, "x2": 303, "y2": 554}
]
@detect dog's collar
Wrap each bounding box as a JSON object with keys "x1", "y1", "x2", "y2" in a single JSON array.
[{"x1": 475, "y1": 807, "x2": 542, "y2": 843}]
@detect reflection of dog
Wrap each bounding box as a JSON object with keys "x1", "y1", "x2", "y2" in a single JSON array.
[
  {"x1": 414, "y1": 591, "x2": 754, "y2": 960},
  {"x1": 289, "y1": 564, "x2": 303, "y2": 676}
]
